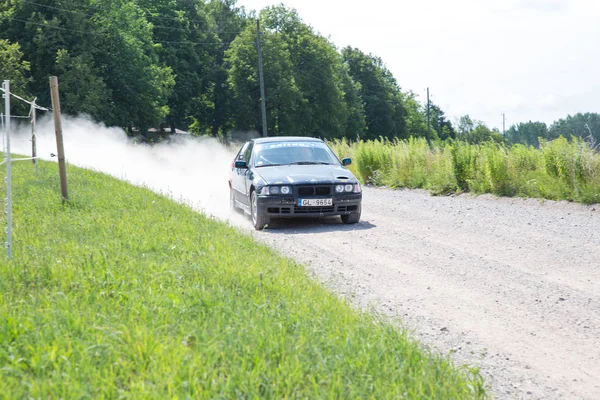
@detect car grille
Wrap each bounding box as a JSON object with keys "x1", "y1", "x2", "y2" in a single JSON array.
[{"x1": 297, "y1": 186, "x2": 331, "y2": 196}]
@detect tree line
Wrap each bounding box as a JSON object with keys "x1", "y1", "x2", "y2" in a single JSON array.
[{"x1": 0, "y1": 0, "x2": 596, "y2": 146}]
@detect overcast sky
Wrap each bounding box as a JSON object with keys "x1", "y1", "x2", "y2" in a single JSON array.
[{"x1": 236, "y1": 0, "x2": 599, "y2": 130}]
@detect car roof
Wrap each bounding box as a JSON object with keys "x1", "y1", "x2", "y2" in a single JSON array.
[{"x1": 251, "y1": 136, "x2": 324, "y2": 144}]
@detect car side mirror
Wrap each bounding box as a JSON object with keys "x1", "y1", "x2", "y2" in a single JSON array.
[
  {"x1": 342, "y1": 158, "x2": 352, "y2": 166},
  {"x1": 235, "y1": 160, "x2": 248, "y2": 169}
]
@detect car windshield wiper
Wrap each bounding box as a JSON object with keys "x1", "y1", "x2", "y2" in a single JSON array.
[
  {"x1": 289, "y1": 161, "x2": 332, "y2": 165},
  {"x1": 255, "y1": 163, "x2": 285, "y2": 168}
]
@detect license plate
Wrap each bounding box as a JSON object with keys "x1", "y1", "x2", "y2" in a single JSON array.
[{"x1": 298, "y1": 198, "x2": 333, "y2": 207}]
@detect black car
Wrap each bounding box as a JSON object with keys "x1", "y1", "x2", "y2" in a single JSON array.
[{"x1": 229, "y1": 136, "x2": 362, "y2": 230}]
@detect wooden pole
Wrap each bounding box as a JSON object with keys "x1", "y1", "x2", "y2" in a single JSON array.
[
  {"x1": 256, "y1": 19, "x2": 268, "y2": 137},
  {"x1": 49, "y1": 76, "x2": 69, "y2": 201}
]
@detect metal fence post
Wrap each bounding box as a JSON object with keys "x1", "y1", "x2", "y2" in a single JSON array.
[
  {"x1": 3, "y1": 80, "x2": 12, "y2": 259},
  {"x1": 31, "y1": 100, "x2": 37, "y2": 175}
]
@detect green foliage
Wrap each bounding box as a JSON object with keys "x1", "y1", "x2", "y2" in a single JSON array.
[
  {"x1": 548, "y1": 113, "x2": 600, "y2": 145},
  {"x1": 0, "y1": 0, "x2": 174, "y2": 132},
  {"x1": 331, "y1": 136, "x2": 600, "y2": 204},
  {"x1": 456, "y1": 115, "x2": 504, "y2": 145},
  {"x1": 54, "y1": 49, "x2": 111, "y2": 120},
  {"x1": 226, "y1": 5, "x2": 365, "y2": 139},
  {"x1": 506, "y1": 121, "x2": 548, "y2": 146},
  {"x1": 342, "y1": 47, "x2": 407, "y2": 140},
  {"x1": 505, "y1": 114, "x2": 600, "y2": 149},
  {"x1": 450, "y1": 141, "x2": 478, "y2": 191},
  {"x1": 0, "y1": 1, "x2": 451, "y2": 140},
  {"x1": 0, "y1": 38, "x2": 31, "y2": 115},
  {"x1": 470, "y1": 143, "x2": 514, "y2": 196},
  {"x1": 0, "y1": 159, "x2": 486, "y2": 398},
  {"x1": 2, "y1": 0, "x2": 592, "y2": 145}
]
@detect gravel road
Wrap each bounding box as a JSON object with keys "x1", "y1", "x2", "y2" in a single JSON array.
[{"x1": 235, "y1": 187, "x2": 600, "y2": 400}]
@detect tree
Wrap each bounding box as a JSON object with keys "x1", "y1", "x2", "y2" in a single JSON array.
[
  {"x1": 226, "y1": 21, "x2": 302, "y2": 136},
  {"x1": 198, "y1": 0, "x2": 250, "y2": 136},
  {"x1": 261, "y1": 5, "x2": 352, "y2": 139},
  {"x1": 456, "y1": 115, "x2": 503, "y2": 144},
  {"x1": 54, "y1": 49, "x2": 111, "y2": 121},
  {"x1": 339, "y1": 63, "x2": 366, "y2": 139},
  {"x1": 226, "y1": 5, "x2": 364, "y2": 139},
  {"x1": 1, "y1": 0, "x2": 174, "y2": 135},
  {"x1": 342, "y1": 46, "x2": 407, "y2": 140},
  {"x1": 136, "y1": 0, "x2": 217, "y2": 134},
  {"x1": 402, "y1": 91, "x2": 427, "y2": 138},
  {"x1": 548, "y1": 113, "x2": 600, "y2": 146},
  {"x1": 430, "y1": 103, "x2": 455, "y2": 140},
  {"x1": 0, "y1": 38, "x2": 31, "y2": 115},
  {"x1": 90, "y1": 1, "x2": 174, "y2": 134},
  {"x1": 505, "y1": 121, "x2": 548, "y2": 146}
]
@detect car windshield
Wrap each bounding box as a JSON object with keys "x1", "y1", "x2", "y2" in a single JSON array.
[{"x1": 253, "y1": 141, "x2": 339, "y2": 167}]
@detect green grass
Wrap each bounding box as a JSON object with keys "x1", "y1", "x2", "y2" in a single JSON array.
[
  {"x1": 0, "y1": 158, "x2": 486, "y2": 398},
  {"x1": 330, "y1": 136, "x2": 600, "y2": 204}
]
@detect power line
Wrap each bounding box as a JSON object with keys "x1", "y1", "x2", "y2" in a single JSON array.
[
  {"x1": 3, "y1": 16, "x2": 246, "y2": 47},
  {"x1": 19, "y1": 0, "x2": 243, "y2": 36},
  {"x1": 7, "y1": 17, "x2": 90, "y2": 34}
]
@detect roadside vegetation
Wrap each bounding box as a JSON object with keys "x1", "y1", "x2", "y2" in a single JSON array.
[
  {"x1": 0, "y1": 158, "x2": 486, "y2": 398},
  {"x1": 331, "y1": 136, "x2": 600, "y2": 205}
]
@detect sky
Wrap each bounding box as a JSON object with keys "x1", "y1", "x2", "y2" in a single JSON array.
[{"x1": 236, "y1": 0, "x2": 600, "y2": 130}]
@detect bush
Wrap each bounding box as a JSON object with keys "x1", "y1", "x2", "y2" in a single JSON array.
[{"x1": 330, "y1": 136, "x2": 600, "y2": 204}]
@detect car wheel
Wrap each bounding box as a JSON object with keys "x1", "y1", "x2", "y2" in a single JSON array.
[
  {"x1": 251, "y1": 190, "x2": 269, "y2": 230},
  {"x1": 341, "y1": 205, "x2": 361, "y2": 224}
]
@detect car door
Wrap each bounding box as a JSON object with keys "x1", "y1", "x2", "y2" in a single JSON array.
[{"x1": 232, "y1": 141, "x2": 253, "y2": 206}]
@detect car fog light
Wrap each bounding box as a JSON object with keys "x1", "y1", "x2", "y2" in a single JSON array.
[
  {"x1": 344, "y1": 184, "x2": 354, "y2": 192},
  {"x1": 335, "y1": 185, "x2": 344, "y2": 193}
]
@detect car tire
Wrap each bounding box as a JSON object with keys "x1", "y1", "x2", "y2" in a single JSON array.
[
  {"x1": 341, "y1": 206, "x2": 361, "y2": 224},
  {"x1": 251, "y1": 190, "x2": 269, "y2": 230}
]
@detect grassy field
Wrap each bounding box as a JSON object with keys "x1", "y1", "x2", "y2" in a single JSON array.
[
  {"x1": 330, "y1": 136, "x2": 600, "y2": 204},
  {"x1": 0, "y1": 158, "x2": 486, "y2": 398}
]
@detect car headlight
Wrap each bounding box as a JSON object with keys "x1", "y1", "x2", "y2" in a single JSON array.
[
  {"x1": 262, "y1": 186, "x2": 291, "y2": 195},
  {"x1": 344, "y1": 184, "x2": 354, "y2": 192},
  {"x1": 335, "y1": 184, "x2": 344, "y2": 193}
]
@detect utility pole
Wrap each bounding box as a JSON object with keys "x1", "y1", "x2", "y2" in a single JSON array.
[
  {"x1": 49, "y1": 76, "x2": 69, "y2": 201},
  {"x1": 426, "y1": 87, "x2": 431, "y2": 146},
  {"x1": 3, "y1": 80, "x2": 12, "y2": 259},
  {"x1": 256, "y1": 19, "x2": 268, "y2": 137},
  {"x1": 502, "y1": 113, "x2": 506, "y2": 136}
]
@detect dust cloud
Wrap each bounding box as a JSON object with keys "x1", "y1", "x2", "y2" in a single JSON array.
[{"x1": 10, "y1": 115, "x2": 242, "y2": 221}]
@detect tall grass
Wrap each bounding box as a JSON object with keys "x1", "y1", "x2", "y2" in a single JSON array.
[
  {"x1": 0, "y1": 158, "x2": 486, "y2": 398},
  {"x1": 330, "y1": 136, "x2": 600, "y2": 204}
]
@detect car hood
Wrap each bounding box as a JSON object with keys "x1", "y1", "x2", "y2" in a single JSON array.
[{"x1": 254, "y1": 164, "x2": 357, "y2": 185}]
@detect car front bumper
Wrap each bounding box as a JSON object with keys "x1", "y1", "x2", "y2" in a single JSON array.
[{"x1": 257, "y1": 193, "x2": 362, "y2": 218}]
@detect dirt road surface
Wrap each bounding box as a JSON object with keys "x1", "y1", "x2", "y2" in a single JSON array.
[{"x1": 233, "y1": 187, "x2": 600, "y2": 400}]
